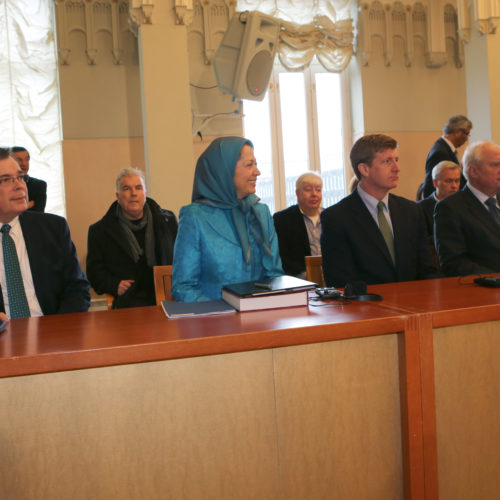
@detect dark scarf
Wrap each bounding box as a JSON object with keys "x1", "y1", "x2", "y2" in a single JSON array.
[{"x1": 116, "y1": 202, "x2": 156, "y2": 266}]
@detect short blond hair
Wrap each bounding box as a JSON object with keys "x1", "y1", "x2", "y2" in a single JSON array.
[{"x1": 296, "y1": 172, "x2": 322, "y2": 191}]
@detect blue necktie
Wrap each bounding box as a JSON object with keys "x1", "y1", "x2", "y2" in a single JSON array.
[
  {"x1": 485, "y1": 198, "x2": 500, "y2": 226},
  {"x1": 1, "y1": 224, "x2": 31, "y2": 318}
]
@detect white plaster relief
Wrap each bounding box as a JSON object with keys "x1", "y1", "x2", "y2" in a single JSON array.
[
  {"x1": 175, "y1": 0, "x2": 194, "y2": 25},
  {"x1": 55, "y1": 0, "x2": 133, "y2": 65},
  {"x1": 188, "y1": 0, "x2": 235, "y2": 64},
  {"x1": 359, "y1": 0, "x2": 462, "y2": 68},
  {"x1": 457, "y1": 0, "x2": 500, "y2": 39}
]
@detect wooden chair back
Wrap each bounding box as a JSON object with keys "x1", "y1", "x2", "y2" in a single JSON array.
[
  {"x1": 305, "y1": 256, "x2": 325, "y2": 287},
  {"x1": 154, "y1": 265, "x2": 174, "y2": 304}
]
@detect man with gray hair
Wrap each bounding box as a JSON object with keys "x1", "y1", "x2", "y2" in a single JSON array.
[
  {"x1": 418, "y1": 160, "x2": 461, "y2": 242},
  {"x1": 87, "y1": 168, "x2": 177, "y2": 308},
  {"x1": 434, "y1": 141, "x2": 500, "y2": 276},
  {"x1": 422, "y1": 114, "x2": 472, "y2": 197},
  {"x1": 273, "y1": 172, "x2": 323, "y2": 277}
]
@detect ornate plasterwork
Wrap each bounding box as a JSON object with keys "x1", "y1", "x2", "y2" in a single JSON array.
[
  {"x1": 188, "y1": 0, "x2": 236, "y2": 64},
  {"x1": 174, "y1": 0, "x2": 194, "y2": 25},
  {"x1": 457, "y1": 0, "x2": 500, "y2": 41},
  {"x1": 358, "y1": 0, "x2": 463, "y2": 68},
  {"x1": 55, "y1": 0, "x2": 132, "y2": 65}
]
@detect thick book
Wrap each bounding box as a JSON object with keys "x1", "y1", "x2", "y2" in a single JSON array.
[
  {"x1": 161, "y1": 300, "x2": 236, "y2": 318},
  {"x1": 221, "y1": 275, "x2": 316, "y2": 312}
]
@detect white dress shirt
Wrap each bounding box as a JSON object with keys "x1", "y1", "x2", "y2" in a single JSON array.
[
  {"x1": 357, "y1": 185, "x2": 394, "y2": 235},
  {"x1": 0, "y1": 216, "x2": 43, "y2": 318}
]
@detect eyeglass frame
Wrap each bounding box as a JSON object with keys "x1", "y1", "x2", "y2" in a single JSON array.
[{"x1": 0, "y1": 174, "x2": 29, "y2": 187}]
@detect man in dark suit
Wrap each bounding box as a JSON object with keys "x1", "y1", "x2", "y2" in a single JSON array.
[
  {"x1": 87, "y1": 168, "x2": 177, "y2": 309},
  {"x1": 273, "y1": 172, "x2": 322, "y2": 277},
  {"x1": 418, "y1": 161, "x2": 461, "y2": 243},
  {"x1": 0, "y1": 148, "x2": 89, "y2": 322},
  {"x1": 10, "y1": 146, "x2": 47, "y2": 212},
  {"x1": 435, "y1": 140, "x2": 500, "y2": 276},
  {"x1": 321, "y1": 134, "x2": 437, "y2": 288},
  {"x1": 421, "y1": 115, "x2": 472, "y2": 198}
]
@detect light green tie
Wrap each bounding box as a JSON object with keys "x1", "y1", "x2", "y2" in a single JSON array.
[{"x1": 377, "y1": 201, "x2": 395, "y2": 265}]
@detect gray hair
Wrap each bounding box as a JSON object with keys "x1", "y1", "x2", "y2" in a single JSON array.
[
  {"x1": 432, "y1": 161, "x2": 461, "y2": 181},
  {"x1": 462, "y1": 141, "x2": 492, "y2": 181},
  {"x1": 443, "y1": 115, "x2": 472, "y2": 135},
  {"x1": 296, "y1": 172, "x2": 322, "y2": 191},
  {"x1": 115, "y1": 167, "x2": 146, "y2": 192}
]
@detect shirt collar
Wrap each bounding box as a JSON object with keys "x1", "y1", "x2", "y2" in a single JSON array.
[
  {"x1": 467, "y1": 182, "x2": 498, "y2": 207},
  {"x1": 357, "y1": 184, "x2": 390, "y2": 211},
  {"x1": 1, "y1": 216, "x2": 20, "y2": 232},
  {"x1": 441, "y1": 136, "x2": 456, "y2": 153}
]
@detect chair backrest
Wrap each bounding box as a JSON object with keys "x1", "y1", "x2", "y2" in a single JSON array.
[
  {"x1": 305, "y1": 256, "x2": 325, "y2": 287},
  {"x1": 154, "y1": 265, "x2": 174, "y2": 304}
]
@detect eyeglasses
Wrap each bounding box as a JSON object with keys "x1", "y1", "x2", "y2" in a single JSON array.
[
  {"x1": 460, "y1": 129, "x2": 470, "y2": 137},
  {"x1": 0, "y1": 174, "x2": 29, "y2": 186}
]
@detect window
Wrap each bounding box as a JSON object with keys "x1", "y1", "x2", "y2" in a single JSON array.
[
  {"x1": 0, "y1": 0, "x2": 65, "y2": 215},
  {"x1": 243, "y1": 62, "x2": 350, "y2": 213}
]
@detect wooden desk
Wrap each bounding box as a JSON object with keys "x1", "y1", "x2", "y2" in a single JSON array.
[
  {"x1": 370, "y1": 278, "x2": 500, "y2": 500},
  {"x1": 0, "y1": 279, "x2": 499, "y2": 500}
]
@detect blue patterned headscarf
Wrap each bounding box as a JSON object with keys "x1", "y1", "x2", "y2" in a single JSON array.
[{"x1": 192, "y1": 137, "x2": 271, "y2": 264}]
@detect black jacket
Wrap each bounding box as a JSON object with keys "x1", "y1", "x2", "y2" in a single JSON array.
[
  {"x1": 0, "y1": 211, "x2": 90, "y2": 315},
  {"x1": 87, "y1": 198, "x2": 177, "y2": 308},
  {"x1": 273, "y1": 205, "x2": 311, "y2": 276}
]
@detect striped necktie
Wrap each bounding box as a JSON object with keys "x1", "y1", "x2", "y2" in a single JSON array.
[
  {"x1": 485, "y1": 197, "x2": 500, "y2": 226},
  {"x1": 377, "y1": 201, "x2": 395, "y2": 264},
  {"x1": 1, "y1": 224, "x2": 31, "y2": 318}
]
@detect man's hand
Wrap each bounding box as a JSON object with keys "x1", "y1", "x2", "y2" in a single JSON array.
[
  {"x1": 0, "y1": 312, "x2": 9, "y2": 329},
  {"x1": 117, "y1": 280, "x2": 134, "y2": 296}
]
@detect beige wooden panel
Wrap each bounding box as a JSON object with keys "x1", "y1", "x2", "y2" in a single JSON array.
[
  {"x1": 433, "y1": 321, "x2": 500, "y2": 500},
  {"x1": 274, "y1": 334, "x2": 404, "y2": 500},
  {"x1": 0, "y1": 350, "x2": 279, "y2": 500}
]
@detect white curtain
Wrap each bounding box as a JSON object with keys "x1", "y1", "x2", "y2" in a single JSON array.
[
  {"x1": 0, "y1": 0, "x2": 65, "y2": 215},
  {"x1": 237, "y1": 0, "x2": 354, "y2": 72}
]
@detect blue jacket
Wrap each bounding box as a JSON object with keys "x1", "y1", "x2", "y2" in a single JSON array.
[{"x1": 172, "y1": 202, "x2": 283, "y2": 302}]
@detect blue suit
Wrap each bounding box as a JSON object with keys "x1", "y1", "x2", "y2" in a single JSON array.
[
  {"x1": 172, "y1": 203, "x2": 283, "y2": 302},
  {"x1": 0, "y1": 211, "x2": 90, "y2": 315}
]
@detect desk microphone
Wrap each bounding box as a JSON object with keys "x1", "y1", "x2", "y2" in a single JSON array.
[{"x1": 344, "y1": 281, "x2": 383, "y2": 302}]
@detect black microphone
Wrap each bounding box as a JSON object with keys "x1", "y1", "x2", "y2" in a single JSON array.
[{"x1": 344, "y1": 281, "x2": 383, "y2": 301}]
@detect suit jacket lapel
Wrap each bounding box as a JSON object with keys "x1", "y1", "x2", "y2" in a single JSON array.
[
  {"x1": 291, "y1": 205, "x2": 311, "y2": 252},
  {"x1": 463, "y1": 187, "x2": 500, "y2": 235}
]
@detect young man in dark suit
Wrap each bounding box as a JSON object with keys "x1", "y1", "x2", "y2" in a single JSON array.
[
  {"x1": 435, "y1": 140, "x2": 500, "y2": 276},
  {"x1": 273, "y1": 172, "x2": 323, "y2": 277},
  {"x1": 0, "y1": 148, "x2": 89, "y2": 322},
  {"x1": 421, "y1": 115, "x2": 472, "y2": 198},
  {"x1": 10, "y1": 146, "x2": 47, "y2": 212},
  {"x1": 320, "y1": 134, "x2": 437, "y2": 288}
]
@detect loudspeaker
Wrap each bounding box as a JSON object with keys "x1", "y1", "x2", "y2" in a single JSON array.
[{"x1": 213, "y1": 11, "x2": 280, "y2": 101}]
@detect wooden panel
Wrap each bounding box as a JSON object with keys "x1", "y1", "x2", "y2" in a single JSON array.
[
  {"x1": 433, "y1": 321, "x2": 500, "y2": 500},
  {"x1": 273, "y1": 334, "x2": 404, "y2": 500},
  {"x1": 0, "y1": 304, "x2": 406, "y2": 378},
  {"x1": 0, "y1": 350, "x2": 279, "y2": 500}
]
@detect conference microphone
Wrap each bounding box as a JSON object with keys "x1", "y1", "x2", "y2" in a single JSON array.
[{"x1": 344, "y1": 281, "x2": 383, "y2": 301}]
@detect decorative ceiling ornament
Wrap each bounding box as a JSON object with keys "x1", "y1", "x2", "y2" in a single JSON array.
[
  {"x1": 174, "y1": 0, "x2": 195, "y2": 25},
  {"x1": 358, "y1": 0, "x2": 462, "y2": 69},
  {"x1": 457, "y1": 0, "x2": 500, "y2": 42},
  {"x1": 54, "y1": 0, "x2": 133, "y2": 65},
  {"x1": 129, "y1": 0, "x2": 154, "y2": 33}
]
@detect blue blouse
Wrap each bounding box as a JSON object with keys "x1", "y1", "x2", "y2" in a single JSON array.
[{"x1": 172, "y1": 202, "x2": 283, "y2": 302}]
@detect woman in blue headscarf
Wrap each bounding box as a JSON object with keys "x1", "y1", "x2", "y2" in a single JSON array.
[{"x1": 172, "y1": 137, "x2": 283, "y2": 302}]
